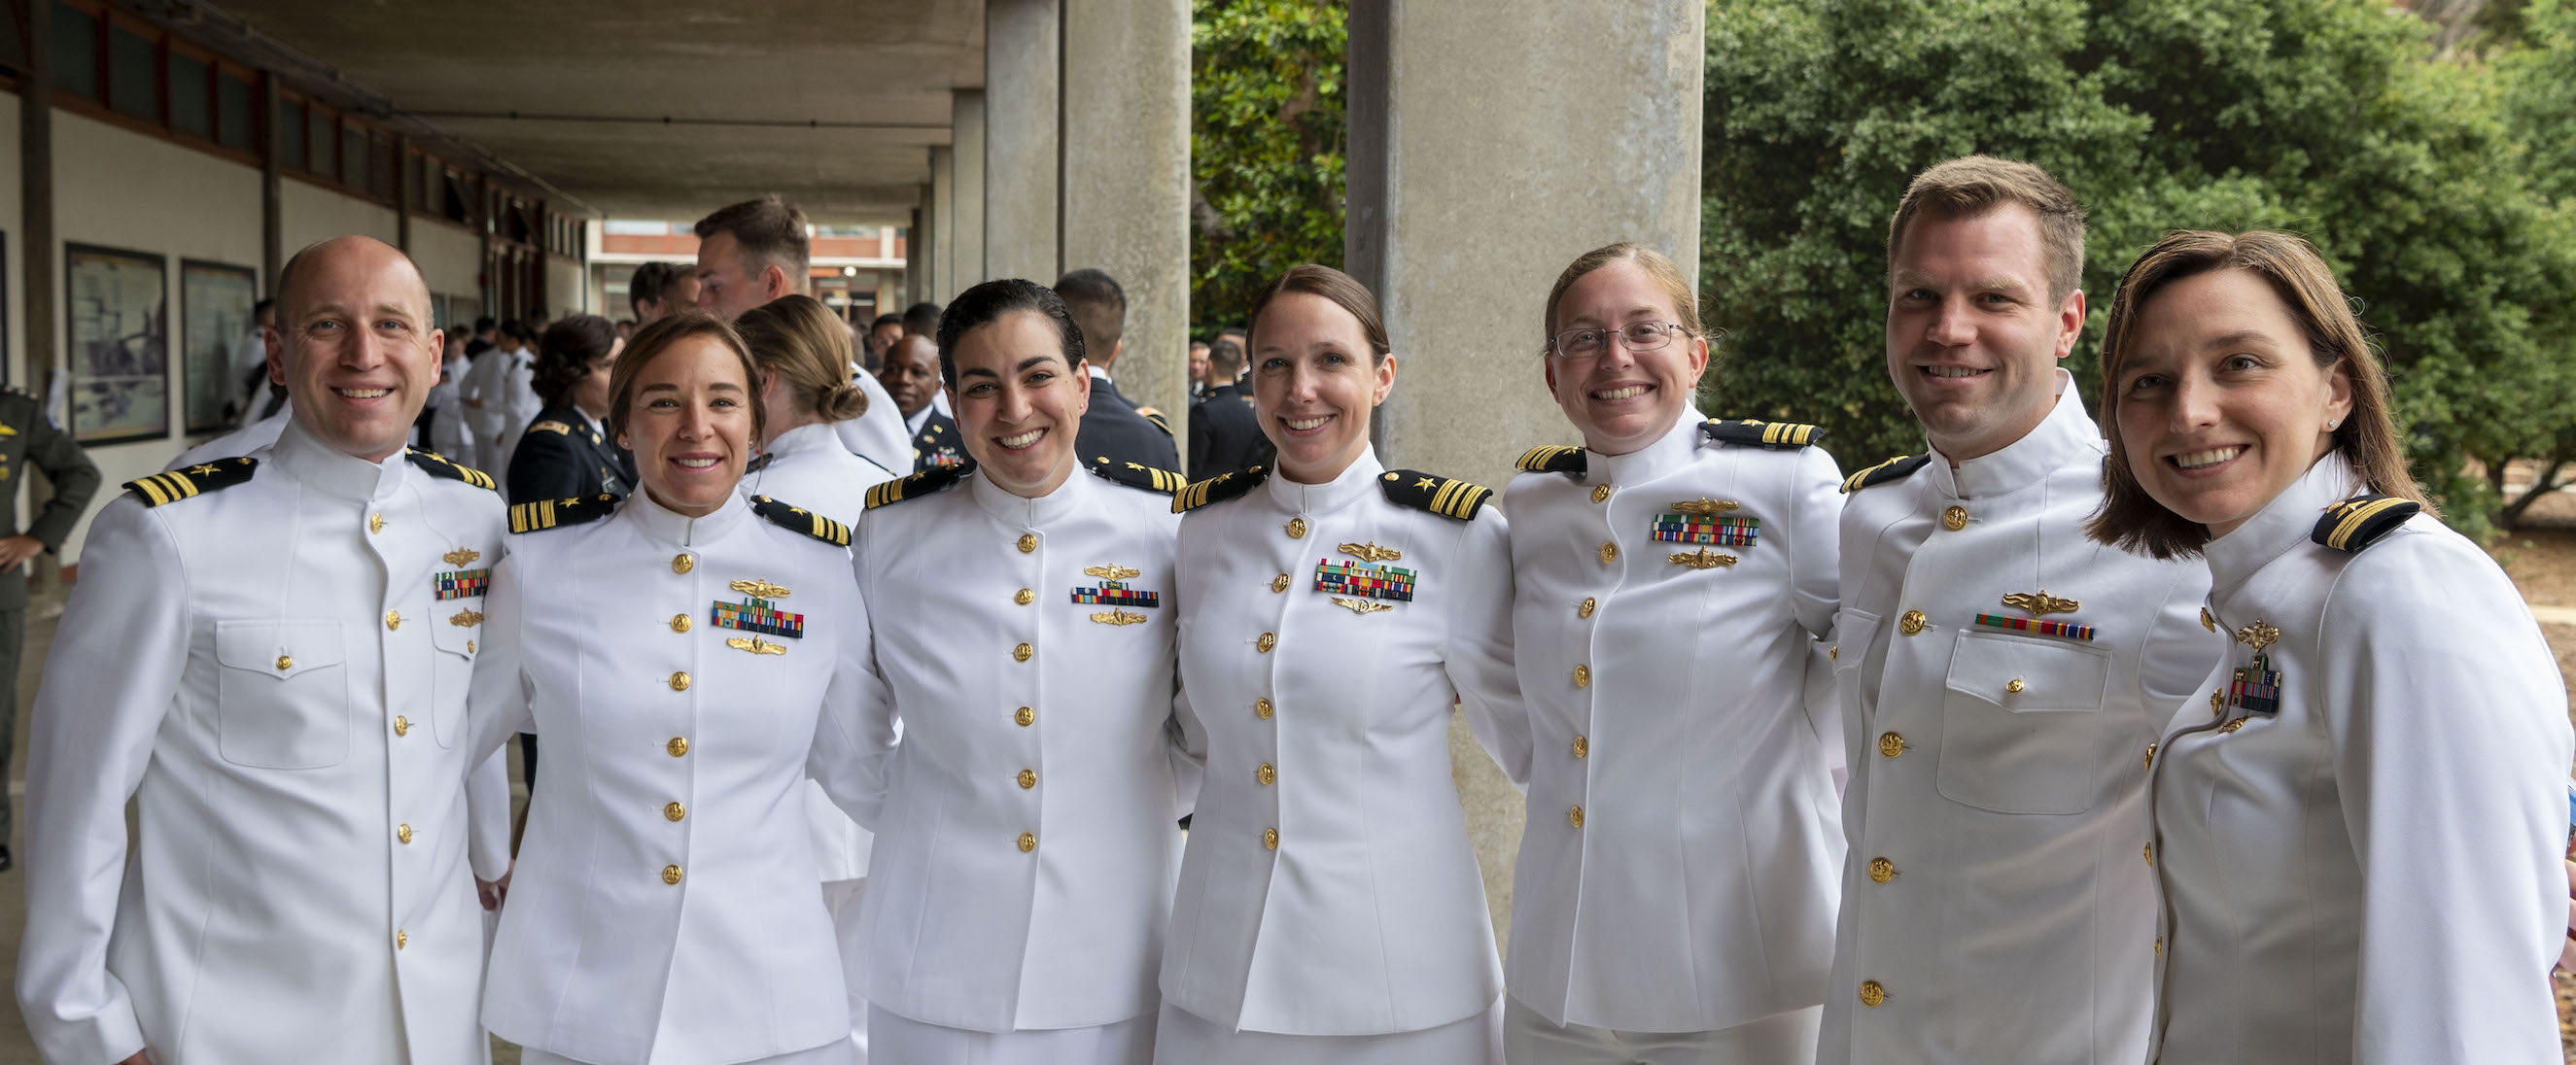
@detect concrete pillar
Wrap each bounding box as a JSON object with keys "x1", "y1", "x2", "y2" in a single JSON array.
[
  {"x1": 1061, "y1": 0, "x2": 1191, "y2": 429},
  {"x1": 907, "y1": 198, "x2": 930, "y2": 310},
  {"x1": 1344, "y1": 0, "x2": 1705, "y2": 948},
  {"x1": 20, "y1": 0, "x2": 55, "y2": 389},
  {"x1": 929, "y1": 145, "x2": 957, "y2": 301},
  {"x1": 949, "y1": 91, "x2": 987, "y2": 292},
  {"x1": 981, "y1": 0, "x2": 1059, "y2": 283}
]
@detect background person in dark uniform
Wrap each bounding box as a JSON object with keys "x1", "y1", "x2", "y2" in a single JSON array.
[
  {"x1": 881, "y1": 333, "x2": 964, "y2": 470},
  {"x1": 1054, "y1": 268, "x2": 1181, "y2": 471},
  {"x1": 1185, "y1": 335, "x2": 1267, "y2": 478},
  {"x1": 0, "y1": 387, "x2": 100, "y2": 872},
  {"x1": 506, "y1": 314, "x2": 632, "y2": 507}
]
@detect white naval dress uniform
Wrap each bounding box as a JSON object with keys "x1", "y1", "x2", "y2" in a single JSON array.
[
  {"x1": 741, "y1": 419, "x2": 899, "y2": 1058},
  {"x1": 831, "y1": 368, "x2": 914, "y2": 474},
  {"x1": 1501, "y1": 412, "x2": 1843, "y2": 1062},
  {"x1": 462, "y1": 347, "x2": 511, "y2": 468},
  {"x1": 492, "y1": 348, "x2": 543, "y2": 477},
  {"x1": 1157, "y1": 450, "x2": 1519, "y2": 1064},
  {"x1": 17, "y1": 422, "x2": 509, "y2": 1065},
  {"x1": 1821, "y1": 378, "x2": 2220, "y2": 1064},
  {"x1": 467, "y1": 490, "x2": 879, "y2": 1065},
  {"x1": 2145, "y1": 455, "x2": 2571, "y2": 1063},
  {"x1": 847, "y1": 458, "x2": 1187, "y2": 1065}
]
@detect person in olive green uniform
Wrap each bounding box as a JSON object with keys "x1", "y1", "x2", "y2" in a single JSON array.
[{"x1": 0, "y1": 386, "x2": 103, "y2": 871}]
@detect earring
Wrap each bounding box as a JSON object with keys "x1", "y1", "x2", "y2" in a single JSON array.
[{"x1": 2326, "y1": 419, "x2": 2340, "y2": 429}]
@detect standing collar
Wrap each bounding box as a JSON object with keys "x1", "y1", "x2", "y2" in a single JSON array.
[
  {"x1": 621, "y1": 482, "x2": 750, "y2": 548},
  {"x1": 1087, "y1": 364, "x2": 1113, "y2": 383},
  {"x1": 1924, "y1": 370, "x2": 2104, "y2": 500},
  {"x1": 905, "y1": 406, "x2": 932, "y2": 435},
  {"x1": 2204, "y1": 452, "x2": 2361, "y2": 593},
  {"x1": 969, "y1": 459, "x2": 1089, "y2": 529},
  {"x1": 269, "y1": 418, "x2": 409, "y2": 502},
  {"x1": 765, "y1": 421, "x2": 842, "y2": 460},
  {"x1": 1590, "y1": 406, "x2": 1704, "y2": 485},
  {"x1": 1266, "y1": 447, "x2": 1386, "y2": 516}
]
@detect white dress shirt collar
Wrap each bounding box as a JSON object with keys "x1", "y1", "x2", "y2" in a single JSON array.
[
  {"x1": 1925, "y1": 369, "x2": 2101, "y2": 500},
  {"x1": 2203, "y1": 451, "x2": 2362, "y2": 593},
  {"x1": 270, "y1": 418, "x2": 410, "y2": 502},
  {"x1": 969, "y1": 460, "x2": 1090, "y2": 529},
  {"x1": 1588, "y1": 406, "x2": 1706, "y2": 485},
  {"x1": 764, "y1": 421, "x2": 843, "y2": 461},
  {"x1": 905, "y1": 406, "x2": 932, "y2": 436},
  {"x1": 622, "y1": 480, "x2": 750, "y2": 549},
  {"x1": 1265, "y1": 446, "x2": 1386, "y2": 516}
]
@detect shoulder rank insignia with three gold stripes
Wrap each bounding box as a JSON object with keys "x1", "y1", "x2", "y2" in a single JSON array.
[
  {"x1": 750, "y1": 496, "x2": 852, "y2": 547},
  {"x1": 509, "y1": 494, "x2": 617, "y2": 534},
  {"x1": 124, "y1": 457, "x2": 258, "y2": 506},
  {"x1": 866, "y1": 462, "x2": 973, "y2": 509},
  {"x1": 1516, "y1": 445, "x2": 1587, "y2": 477},
  {"x1": 2312, "y1": 493, "x2": 2419, "y2": 553},
  {"x1": 406, "y1": 448, "x2": 499, "y2": 492},
  {"x1": 1174, "y1": 465, "x2": 1271, "y2": 514},
  {"x1": 1841, "y1": 454, "x2": 1931, "y2": 494},
  {"x1": 1087, "y1": 456, "x2": 1186, "y2": 496},
  {"x1": 1701, "y1": 418, "x2": 1823, "y2": 450},
  {"x1": 1380, "y1": 469, "x2": 1492, "y2": 522}
]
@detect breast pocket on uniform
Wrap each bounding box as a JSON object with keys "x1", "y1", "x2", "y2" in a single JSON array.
[
  {"x1": 428, "y1": 619, "x2": 476, "y2": 748},
  {"x1": 1934, "y1": 631, "x2": 2111, "y2": 815},
  {"x1": 213, "y1": 620, "x2": 352, "y2": 770}
]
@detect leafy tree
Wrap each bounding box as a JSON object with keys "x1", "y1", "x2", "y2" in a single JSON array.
[
  {"x1": 1703, "y1": 0, "x2": 2576, "y2": 536},
  {"x1": 1190, "y1": 0, "x2": 1348, "y2": 332}
]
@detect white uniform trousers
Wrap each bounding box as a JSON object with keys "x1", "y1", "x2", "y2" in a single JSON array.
[
  {"x1": 823, "y1": 876, "x2": 871, "y2": 1062},
  {"x1": 868, "y1": 1007, "x2": 1155, "y2": 1065},
  {"x1": 1151, "y1": 998, "x2": 1502, "y2": 1065},
  {"x1": 520, "y1": 1047, "x2": 854, "y2": 1065},
  {"x1": 1502, "y1": 998, "x2": 1819, "y2": 1065}
]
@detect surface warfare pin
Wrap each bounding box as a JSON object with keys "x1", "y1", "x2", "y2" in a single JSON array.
[
  {"x1": 1074, "y1": 565, "x2": 1158, "y2": 625},
  {"x1": 714, "y1": 577, "x2": 802, "y2": 655}
]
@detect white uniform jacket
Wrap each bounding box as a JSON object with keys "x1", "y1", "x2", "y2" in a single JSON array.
[
  {"x1": 2145, "y1": 456, "x2": 2571, "y2": 1063},
  {"x1": 1821, "y1": 379, "x2": 2219, "y2": 1064},
  {"x1": 1503, "y1": 411, "x2": 1844, "y2": 1033},
  {"x1": 491, "y1": 349, "x2": 543, "y2": 476},
  {"x1": 743, "y1": 420, "x2": 898, "y2": 883},
  {"x1": 832, "y1": 369, "x2": 913, "y2": 474},
  {"x1": 847, "y1": 460, "x2": 1187, "y2": 1032},
  {"x1": 467, "y1": 490, "x2": 880, "y2": 1065},
  {"x1": 1161, "y1": 449, "x2": 1520, "y2": 1036},
  {"x1": 432, "y1": 353, "x2": 473, "y2": 466},
  {"x1": 17, "y1": 422, "x2": 507, "y2": 1065},
  {"x1": 461, "y1": 349, "x2": 509, "y2": 464}
]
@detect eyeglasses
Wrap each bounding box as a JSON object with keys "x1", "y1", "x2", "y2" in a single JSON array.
[{"x1": 1546, "y1": 321, "x2": 1692, "y2": 359}]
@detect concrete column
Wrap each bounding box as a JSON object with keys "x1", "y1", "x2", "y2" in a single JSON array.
[
  {"x1": 981, "y1": 0, "x2": 1059, "y2": 283},
  {"x1": 949, "y1": 91, "x2": 988, "y2": 292},
  {"x1": 1061, "y1": 0, "x2": 1191, "y2": 429},
  {"x1": 907, "y1": 198, "x2": 930, "y2": 309},
  {"x1": 1344, "y1": 0, "x2": 1705, "y2": 948},
  {"x1": 20, "y1": 0, "x2": 55, "y2": 389},
  {"x1": 929, "y1": 145, "x2": 957, "y2": 301}
]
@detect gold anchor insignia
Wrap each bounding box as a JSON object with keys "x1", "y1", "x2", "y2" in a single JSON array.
[
  {"x1": 1338, "y1": 541, "x2": 1404, "y2": 563},
  {"x1": 2001, "y1": 591, "x2": 2082, "y2": 616},
  {"x1": 1089, "y1": 609, "x2": 1149, "y2": 626},
  {"x1": 1083, "y1": 564, "x2": 1142, "y2": 581},
  {"x1": 1668, "y1": 548, "x2": 1739, "y2": 569},
  {"x1": 1332, "y1": 597, "x2": 1394, "y2": 615},
  {"x1": 1666, "y1": 498, "x2": 1741, "y2": 515},
  {"x1": 2235, "y1": 620, "x2": 2281, "y2": 652},
  {"x1": 729, "y1": 578, "x2": 792, "y2": 599},
  {"x1": 447, "y1": 609, "x2": 484, "y2": 628},
  {"x1": 443, "y1": 547, "x2": 482, "y2": 567},
  {"x1": 726, "y1": 636, "x2": 788, "y2": 656}
]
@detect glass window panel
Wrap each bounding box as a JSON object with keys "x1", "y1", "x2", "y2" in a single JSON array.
[
  {"x1": 106, "y1": 23, "x2": 156, "y2": 120},
  {"x1": 605, "y1": 219, "x2": 671, "y2": 236},
  {"x1": 342, "y1": 127, "x2": 367, "y2": 188},
  {"x1": 216, "y1": 74, "x2": 255, "y2": 152},
  {"x1": 169, "y1": 53, "x2": 212, "y2": 139},
  {"x1": 280, "y1": 99, "x2": 306, "y2": 170},
  {"x1": 308, "y1": 109, "x2": 333, "y2": 174},
  {"x1": 50, "y1": 2, "x2": 97, "y2": 99}
]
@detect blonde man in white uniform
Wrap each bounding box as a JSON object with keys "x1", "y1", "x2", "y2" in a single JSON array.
[
  {"x1": 1820, "y1": 157, "x2": 2221, "y2": 1064},
  {"x1": 848, "y1": 279, "x2": 1189, "y2": 1065},
  {"x1": 17, "y1": 235, "x2": 512, "y2": 1065}
]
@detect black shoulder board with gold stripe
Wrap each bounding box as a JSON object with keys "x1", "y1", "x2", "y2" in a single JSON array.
[
  {"x1": 508, "y1": 494, "x2": 618, "y2": 534},
  {"x1": 1841, "y1": 454, "x2": 1930, "y2": 494},
  {"x1": 1086, "y1": 455, "x2": 1185, "y2": 496},
  {"x1": 865, "y1": 463, "x2": 973, "y2": 509},
  {"x1": 1380, "y1": 469, "x2": 1492, "y2": 521},
  {"x1": 2312, "y1": 493, "x2": 2420, "y2": 553},
  {"x1": 749, "y1": 496, "x2": 852, "y2": 547},
  {"x1": 1139, "y1": 408, "x2": 1174, "y2": 436},
  {"x1": 1173, "y1": 465, "x2": 1271, "y2": 514},
  {"x1": 1702, "y1": 418, "x2": 1823, "y2": 450},
  {"x1": 1516, "y1": 445, "x2": 1587, "y2": 477},
  {"x1": 406, "y1": 448, "x2": 499, "y2": 492},
  {"x1": 124, "y1": 457, "x2": 259, "y2": 506}
]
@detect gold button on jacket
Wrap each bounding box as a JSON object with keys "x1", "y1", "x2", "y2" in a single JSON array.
[
  {"x1": 671, "y1": 552, "x2": 694, "y2": 573},
  {"x1": 1867, "y1": 857, "x2": 1896, "y2": 883},
  {"x1": 668, "y1": 671, "x2": 691, "y2": 692},
  {"x1": 1284, "y1": 518, "x2": 1306, "y2": 539},
  {"x1": 397, "y1": 824, "x2": 413, "y2": 844},
  {"x1": 1015, "y1": 588, "x2": 1034, "y2": 605},
  {"x1": 1254, "y1": 763, "x2": 1275, "y2": 786},
  {"x1": 1878, "y1": 732, "x2": 1905, "y2": 758},
  {"x1": 667, "y1": 737, "x2": 688, "y2": 757},
  {"x1": 1942, "y1": 505, "x2": 1968, "y2": 532},
  {"x1": 1253, "y1": 698, "x2": 1273, "y2": 719},
  {"x1": 393, "y1": 715, "x2": 410, "y2": 737},
  {"x1": 1018, "y1": 769, "x2": 1037, "y2": 789},
  {"x1": 1255, "y1": 633, "x2": 1276, "y2": 653},
  {"x1": 384, "y1": 610, "x2": 401, "y2": 631},
  {"x1": 1017, "y1": 532, "x2": 1038, "y2": 553},
  {"x1": 1018, "y1": 833, "x2": 1037, "y2": 853},
  {"x1": 670, "y1": 613, "x2": 691, "y2": 633},
  {"x1": 1271, "y1": 573, "x2": 1292, "y2": 593},
  {"x1": 1898, "y1": 609, "x2": 1928, "y2": 636},
  {"x1": 1590, "y1": 484, "x2": 1612, "y2": 503},
  {"x1": 662, "y1": 865, "x2": 684, "y2": 885},
  {"x1": 1859, "y1": 980, "x2": 1887, "y2": 1007},
  {"x1": 1015, "y1": 705, "x2": 1036, "y2": 727},
  {"x1": 664, "y1": 802, "x2": 685, "y2": 822},
  {"x1": 1577, "y1": 597, "x2": 1597, "y2": 618},
  {"x1": 1013, "y1": 642, "x2": 1034, "y2": 663}
]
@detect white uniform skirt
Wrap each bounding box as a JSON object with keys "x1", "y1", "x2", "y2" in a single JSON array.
[
  {"x1": 518, "y1": 1040, "x2": 856, "y2": 1065},
  {"x1": 1150, "y1": 997, "x2": 1503, "y2": 1065},
  {"x1": 867, "y1": 1006, "x2": 1156, "y2": 1065}
]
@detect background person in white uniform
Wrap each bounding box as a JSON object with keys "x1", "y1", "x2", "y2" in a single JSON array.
[
  {"x1": 1156, "y1": 264, "x2": 1521, "y2": 1065},
  {"x1": 468, "y1": 309, "x2": 880, "y2": 1065},
  {"x1": 1501, "y1": 243, "x2": 1844, "y2": 1064},
  {"x1": 2091, "y1": 229, "x2": 2571, "y2": 1063}
]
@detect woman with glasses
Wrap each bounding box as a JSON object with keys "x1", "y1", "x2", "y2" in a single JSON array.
[
  {"x1": 1154, "y1": 264, "x2": 1523, "y2": 1064},
  {"x1": 2090, "y1": 230, "x2": 2568, "y2": 1061},
  {"x1": 1499, "y1": 243, "x2": 1844, "y2": 1063}
]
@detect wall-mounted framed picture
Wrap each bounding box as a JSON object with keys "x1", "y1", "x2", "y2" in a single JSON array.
[
  {"x1": 65, "y1": 243, "x2": 170, "y2": 446},
  {"x1": 181, "y1": 258, "x2": 259, "y2": 433}
]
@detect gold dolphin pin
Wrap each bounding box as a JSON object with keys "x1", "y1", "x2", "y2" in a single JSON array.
[
  {"x1": 2235, "y1": 620, "x2": 2281, "y2": 652},
  {"x1": 726, "y1": 636, "x2": 788, "y2": 656},
  {"x1": 1090, "y1": 609, "x2": 1149, "y2": 626},
  {"x1": 1667, "y1": 548, "x2": 1739, "y2": 569},
  {"x1": 1084, "y1": 565, "x2": 1142, "y2": 581},
  {"x1": 448, "y1": 609, "x2": 484, "y2": 628},
  {"x1": 1666, "y1": 498, "x2": 1741, "y2": 515},
  {"x1": 443, "y1": 547, "x2": 482, "y2": 567},
  {"x1": 1338, "y1": 541, "x2": 1405, "y2": 564},
  {"x1": 2001, "y1": 591, "x2": 2081, "y2": 616},
  {"x1": 729, "y1": 579, "x2": 792, "y2": 600},
  {"x1": 1332, "y1": 597, "x2": 1394, "y2": 615}
]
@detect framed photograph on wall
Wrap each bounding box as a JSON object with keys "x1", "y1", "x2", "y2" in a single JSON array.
[
  {"x1": 65, "y1": 243, "x2": 170, "y2": 446},
  {"x1": 181, "y1": 258, "x2": 259, "y2": 433}
]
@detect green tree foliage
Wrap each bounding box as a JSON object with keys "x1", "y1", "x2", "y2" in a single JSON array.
[
  {"x1": 1704, "y1": 0, "x2": 2576, "y2": 535},
  {"x1": 1190, "y1": 0, "x2": 1348, "y2": 332}
]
